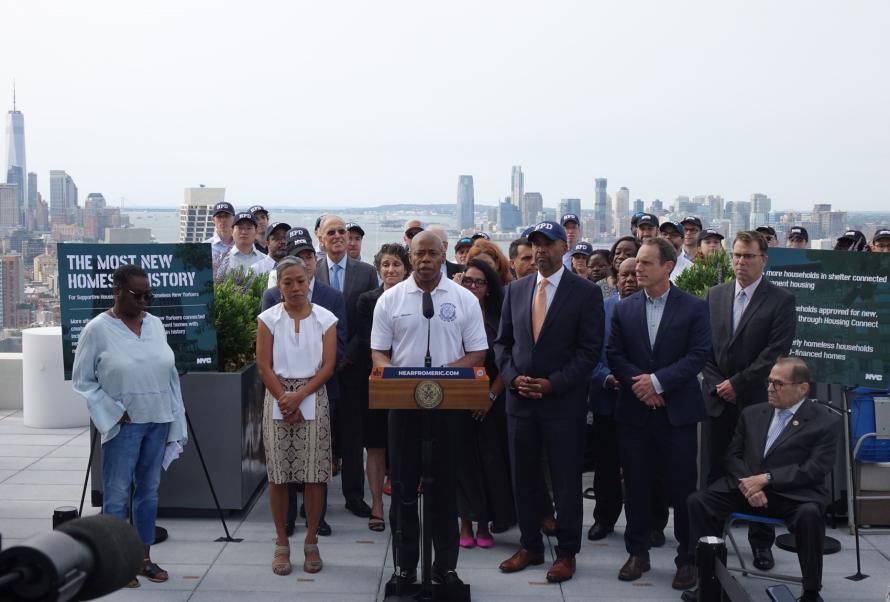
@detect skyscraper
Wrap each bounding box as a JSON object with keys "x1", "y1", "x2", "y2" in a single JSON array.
[
  {"x1": 594, "y1": 178, "x2": 608, "y2": 234},
  {"x1": 0, "y1": 253, "x2": 24, "y2": 328},
  {"x1": 49, "y1": 170, "x2": 78, "y2": 226},
  {"x1": 750, "y1": 193, "x2": 771, "y2": 227},
  {"x1": 497, "y1": 199, "x2": 522, "y2": 232},
  {"x1": 4, "y1": 87, "x2": 26, "y2": 218},
  {"x1": 179, "y1": 186, "x2": 225, "y2": 242},
  {"x1": 0, "y1": 183, "x2": 20, "y2": 227},
  {"x1": 456, "y1": 175, "x2": 475, "y2": 231},
  {"x1": 522, "y1": 192, "x2": 543, "y2": 225},
  {"x1": 613, "y1": 187, "x2": 630, "y2": 235},
  {"x1": 558, "y1": 198, "x2": 581, "y2": 219},
  {"x1": 511, "y1": 165, "x2": 524, "y2": 211}
]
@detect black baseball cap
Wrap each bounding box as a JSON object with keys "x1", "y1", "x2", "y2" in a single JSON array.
[
  {"x1": 345, "y1": 222, "x2": 365, "y2": 236},
  {"x1": 234, "y1": 211, "x2": 257, "y2": 226},
  {"x1": 455, "y1": 236, "x2": 474, "y2": 250},
  {"x1": 699, "y1": 229, "x2": 724, "y2": 242},
  {"x1": 873, "y1": 229, "x2": 890, "y2": 242},
  {"x1": 630, "y1": 212, "x2": 644, "y2": 228},
  {"x1": 659, "y1": 221, "x2": 683, "y2": 236},
  {"x1": 286, "y1": 227, "x2": 315, "y2": 256},
  {"x1": 680, "y1": 216, "x2": 703, "y2": 229},
  {"x1": 755, "y1": 226, "x2": 777, "y2": 237},
  {"x1": 787, "y1": 226, "x2": 809, "y2": 241},
  {"x1": 265, "y1": 221, "x2": 291, "y2": 239},
  {"x1": 561, "y1": 213, "x2": 580, "y2": 226},
  {"x1": 636, "y1": 213, "x2": 659, "y2": 228},
  {"x1": 212, "y1": 202, "x2": 235, "y2": 216},
  {"x1": 471, "y1": 232, "x2": 491, "y2": 241},
  {"x1": 528, "y1": 221, "x2": 567, "y2": 243},
  {"x1": 249, "y1": 205, "x2": 268, "y2": 216},
  {"x1": 838, "y1": 230, "x2": 865, "y2": 242},
  {"x1": 571, "y1": 241, "x2": 593, "y2": 257}
]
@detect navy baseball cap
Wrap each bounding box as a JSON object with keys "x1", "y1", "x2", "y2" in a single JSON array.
[
  {"x1": 755, "y1": 225, "x2": 777, "y2": 237},
  {"x1": 561, "y1": 213, "x2": 580, "y2": 226},
  {"x1": 249, "y1": 205, "x2": 268, "y2": 216},
  {"x1": 680, "y1": 216, "x2": 703, "y2": 229},
  {"x1": 636, "y1": 213, "x2": 659, "y2": 228},
  {"x1": 873, "y1": 229, "x2": 890, "y2": 242},
  {"x1": 659, "y1": 221, "x2": 683, "y2": 236},
  {"x1": 455, "y1": 236, "x2": 474, "y2": 250},
  {"x1": 234, "y1": 211, "x2": 257, "y2": 226},
  {"x1": 345, "y1": 222, "x2": 365, "y2": 236},
  {"x1": 265, "y1": 221, "x2": 291, "y2": 238},
  {"x1": 212, "y1": 202, "x2": 235, "y2": 216},
  {"x1": 286, "y1": 227, "x2": 315, "y2": 255},
  {"x1": 471, "y1": 232, "x2": 491, "y2": 241},
  {"x1": 787, "y1": 226, "x2": 809, "y2": 241},
  {"x1": 528, "y1": 221, "x2": 567, "y2": 243},
  {"x1": 521, "y1": 226, "x2": 535, "y2": 239},
  {"x1": 571, "y1": 241, "x2": 593, "y2": 257},
  {"x1": 699, "y1": 229, "x2": 724, "y2": 242}
]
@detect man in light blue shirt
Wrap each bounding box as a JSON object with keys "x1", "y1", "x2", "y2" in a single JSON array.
[
  {"x1": 216, "y1": 212, "x2": 274, "y2": 279},
  {"x1": 204, "y1": 202, "x2": 236, "y2": 263}
]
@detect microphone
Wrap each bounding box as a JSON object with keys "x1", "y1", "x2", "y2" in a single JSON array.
[
  {"x1": 422, "y1": 291, "x2": 434, "y2": 368},
  {"x1": 0, "y1": 514, "x2": 143, "y2": 601}
]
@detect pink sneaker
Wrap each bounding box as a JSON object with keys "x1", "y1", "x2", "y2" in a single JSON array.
[
  {"x1": 459, "y1": 536, "x2": 476, "y2": 549},
  {"x1": 475, "y1": 536, "x2": 495, "y2": 549}
]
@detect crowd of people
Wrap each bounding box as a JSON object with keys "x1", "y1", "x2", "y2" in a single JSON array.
[{"x1": 72, "y1": 203, "x2": 890, "y2": 599}]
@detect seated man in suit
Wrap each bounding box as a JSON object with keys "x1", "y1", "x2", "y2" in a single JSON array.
[{"x1": 685, "y1": 357, "x2": 841, "y2": 602}]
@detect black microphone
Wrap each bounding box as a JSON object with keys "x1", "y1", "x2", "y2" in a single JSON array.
[
  {"x1": 422, "y1": 291, "x2": 434, "y2": 368},
  {"x1": 0, "y1": 514, "x2": 143, "y2": 601}
]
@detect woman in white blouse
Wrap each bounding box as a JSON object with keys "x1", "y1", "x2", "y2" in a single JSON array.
[
  {"x1": 256, "y1": 256, "x2": 337, "y2": 575},
  {"x1": 72, "y1": 264, "x2": 187, "y2": 588}
]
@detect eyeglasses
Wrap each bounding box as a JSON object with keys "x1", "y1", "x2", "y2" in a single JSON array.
[
  {"x1": 461, "y1": 277, "x2": 488, "y2": 289},
  {"x1": 732, "y1": 253, "x2": 763, "y2": 261},
  {"x1": 767, "y1": 379, "x2": 802, "y2": 391},
  {"x1": 128, "y1": 289, "x2": 154, "y2": 302}
]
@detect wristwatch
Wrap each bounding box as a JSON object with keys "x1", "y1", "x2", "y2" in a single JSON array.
[
  {"x1": 488, "y1": 391, "x2": 497, "y2": 402},
  {"x1": 765, "y1": 472, "x2": 773, "y2": 482}
]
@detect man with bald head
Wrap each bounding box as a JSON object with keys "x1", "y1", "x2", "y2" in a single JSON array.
[
  {"x1": 316, "y1": 215, "x2": 380, "y2": 519},
  {"x1": 372, "y1": 229, "x2": 488, "y2": 589},
  {"x1": 426, "y1": 224, "x2": 466, "y2": 278}
]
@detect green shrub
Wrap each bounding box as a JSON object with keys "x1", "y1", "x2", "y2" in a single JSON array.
[
  {"x1": 212, "y1": 267, "x2": 269, "y2": 372},
  {"x1": 675, "y1": 247, "x2": 734, "y2": 298}
]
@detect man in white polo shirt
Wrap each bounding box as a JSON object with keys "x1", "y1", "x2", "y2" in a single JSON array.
[{"x1": 371, "y1": 230, "x2": 487, "y2": 591}]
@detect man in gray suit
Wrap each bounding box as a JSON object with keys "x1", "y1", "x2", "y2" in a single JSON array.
[
  {"x1": 317, "y1": 215, "x2": 380, "y2": 518},
  {"x1": 701, "y1": 229, "x2": 796, "y2": 570}
]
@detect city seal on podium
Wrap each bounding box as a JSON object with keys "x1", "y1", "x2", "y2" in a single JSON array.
[{"x1": 414, "y1": 380, "x2": 444, "y2": 409}]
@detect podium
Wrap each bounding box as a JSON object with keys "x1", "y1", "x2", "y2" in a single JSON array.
[{"x1": 370, "y1": 366, "x2": 488, "y2": 601}]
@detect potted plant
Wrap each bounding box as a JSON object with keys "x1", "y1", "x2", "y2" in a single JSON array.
[{"x1": 675, "y1": 247, "x2": 734, "y2": 299}]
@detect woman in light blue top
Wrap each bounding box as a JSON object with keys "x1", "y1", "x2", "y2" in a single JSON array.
[{"x1": 72, "y1": 264, "x2": 187, "y2": 588}]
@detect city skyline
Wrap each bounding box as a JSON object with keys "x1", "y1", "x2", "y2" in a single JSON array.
[{"x1": 1, "y1": 2, "x2": 889, "y2": 211}]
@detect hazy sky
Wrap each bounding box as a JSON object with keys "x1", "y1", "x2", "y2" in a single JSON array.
[{"x1": 3, "y1": 1, "x2": 888, "y2": 211}]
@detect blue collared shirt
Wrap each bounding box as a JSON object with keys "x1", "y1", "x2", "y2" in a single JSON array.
[
  {"x1": 328, "y1": 254, "x2": 349, "y2": 292},
  {"x1": 645, "y1": 287, "x2": 670, "y2": 394}
]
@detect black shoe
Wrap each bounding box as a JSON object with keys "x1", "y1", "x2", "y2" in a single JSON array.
[
  {"x1": 299, "y1": 503, "x2": 306, "y2": 519},
  {"x1": 587, "y1": 522, "x2": 613, "y2": 541},
  {"x1": 345, "y1": 499, "x2": 373, "y2": 518},
  {"x1": 680, "y1": 587, "x2": 699, "y2": 602},
  {"x1": 650, "y1": 528, "x2": 666, "y2": 547},
  {"x1": 306, "y1": 518, "x2": 332, "y2": 536},
  {"x1": 386, "y1": 570, "x2": 417, "y2": 588},
  {"x1": 798, "y1": 591, "x2": 823, "y2": 602},
  {"x1": 284, "y1": 521, "x2": 295, "y2": 537},
  {"x1": 752, "y1": 547, "x2": 775, "y2": 570},
  {"x1": 432, "y1": 569, "x2": 464, "y2": 586}
]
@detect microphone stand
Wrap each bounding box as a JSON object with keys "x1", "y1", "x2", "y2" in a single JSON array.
[{"x1": 419, "y1": 300, "x2": 435, "y2": 601}]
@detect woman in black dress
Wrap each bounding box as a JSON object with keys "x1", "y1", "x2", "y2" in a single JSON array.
[
  {"x1": 456, "y1": 258, "x2": 515, "y2": 548},
  {"x1": 355, "y1": 243, "x2": 411, "y2": 532}
]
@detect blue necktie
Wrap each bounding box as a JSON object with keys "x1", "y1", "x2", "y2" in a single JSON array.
[
  {"x1": 764, "y1": 409, "x2": 793, "y2": 455},
  {"x1": 331, "y1": 263, "x2": 342, "y2": 292}
]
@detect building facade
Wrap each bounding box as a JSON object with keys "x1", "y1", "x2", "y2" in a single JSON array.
[
  {"x1": 456, "y1": 175, "x2": 475, "y2": 231},
  {"x1": 179, "y1": 186, "x2": 225, "y2": 242}
]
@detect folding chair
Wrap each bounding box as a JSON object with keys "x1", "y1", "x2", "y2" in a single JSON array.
[{"x1": 722, "y1": 512, "x2": 802, "y2": 584}]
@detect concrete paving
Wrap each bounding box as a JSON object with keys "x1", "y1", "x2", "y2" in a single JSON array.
[{"x1": 0, "y1": 409, "x2": 888, "y2": 601}]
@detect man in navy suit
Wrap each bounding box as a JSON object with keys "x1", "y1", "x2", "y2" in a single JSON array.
[
  {"x1": 607, "y1": 237, "x2": 711, "y2": 591},
  {"x1": 494, "y1": 220, "x2": 604, "y2": 583},
  {"x1": 261, "y1": 227, "x2": 347, "y2": 537}
]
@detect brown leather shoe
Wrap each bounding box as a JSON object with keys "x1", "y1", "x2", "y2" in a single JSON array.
[
  {"x1": 672, "y1": 564, "x2": 696, "y2": 590},
  {"x1": 499, "y1": 548, "x2": 545, "y2": 573},
  {"x1": 618, "y1": 555, "x2": 651, "y2": 581},
  {"x1": 540, "y1": 515, "x2": 557, "y2": 536},
  {"x1": 546, "y1": 556, "x2": 576, "y2": 583}
]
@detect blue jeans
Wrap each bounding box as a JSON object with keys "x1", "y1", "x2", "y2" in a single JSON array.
[{"x1": 102, "y1": 421, "x2": 169, "y2": 546}]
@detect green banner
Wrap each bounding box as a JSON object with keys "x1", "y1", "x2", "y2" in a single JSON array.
[
  {"x1": 58, "y1": 243, "x2": 218, "y2": 379},
  {"x1": 765, "y1": 248, "x2": 890, "y2": 388}
]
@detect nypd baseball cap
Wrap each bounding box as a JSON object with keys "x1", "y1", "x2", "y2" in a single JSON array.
[
  {"x1": 345, "y1": 222, "x2": 365, "y2": 236},
  {"x1": 520, "y1": 226, "x2": 535, "y2": 239},
  {"x1": 561, "y1": 213, "x2": 580, "y2": 226},
  {"x1": 680, "y1": 216, "x2": 703, "y2": 229},
  {"x1": 659, "y1": 221, "x2": 683, "y2": 236},
  {"x1": 286, "y1": 227, "x2": 315, "y2": 255},
  {"x1": 265, "y1": 221, "x2": 291, "y2": 239},
  {"x1": 755, "y1": 225, "x2": 777, "y2": 237},
  {"x1": 699, "y1": 229, "x2": 724, "y2": 241},
  {"x1": 212, "y1": 202, "x2": 235, "y2": 216},
  {"x1": 233, "y1": 211, "x2": 257, "y2": 226},
  {"x1": 636, "y1": 213, "x2": 659, "y2": 228},
  {"x1": 528, "y1": 221, "x2": 567, "y2": 243},
  {"x1": 873, "y1": 229, "x2": 890, "y2": 242},
  {"x1": 571, "y1": 241, "x2": 593, "y2": 257},
  {"x1": 787, "y1": 226, "x2": 809, "y2": 241},
  {"x1": 249, "y1": 205, "x2": 268, "y2": 216},
  {"x1": 471, "y1": 232, "x2": 491, "y2": 241}
]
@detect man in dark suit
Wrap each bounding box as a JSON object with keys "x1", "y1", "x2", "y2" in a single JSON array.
[
  {"x1": 262, "y1": 227, "x2": 346, "y2": 537},
  {"x1": 607, "y1": 237, "x2": 711, "y2": 590},
  {"x1": 426, "y1": 225, "x2": 466, "y2": 278},
  {"x1": 686, "y1": 357, "x2": 840, "y2": 602},
  {"x1": 702, "y1": 229, "x2": 796, "y2": 570},
  {"x1": 315, "y1": 215, "x2": 380, "y2": 518},
  {"x1": 495, "y1": 220, "x2": 603, "y2": 583}
]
